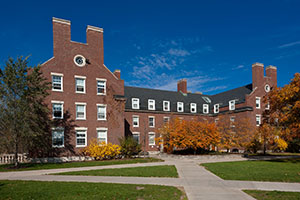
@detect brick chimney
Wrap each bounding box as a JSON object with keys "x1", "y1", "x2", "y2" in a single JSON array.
[
  {"x1": 52, "y1": 17, "x2": 71, "y2": 57},
  {"x1": 86, "y1": 25, "x2": 104, "y2": 65},
  {"x1": 252, "y1": 63, "x2": 264, "y2": 89},
  {"x1": 113, "y1": 70, "x2": 121, "y2": 79},
  {"x1": 177, "y1": 79, "x2": 187, "y2": 94},
  {"x1": 266, "y1": 65, "x2": 277, "y2": 87}
]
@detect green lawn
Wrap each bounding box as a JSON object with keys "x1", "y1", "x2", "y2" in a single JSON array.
[
  {"x1": 0, "y1": 180, "x2": 187, "y2": 200},
  {"x1": 0, "y1": 157, "x2": 163, "y2": 172},
  {"x1": 201, "y1": 158, "x2": 300, "y2": 182},
  {"x1": 244, "y1": 190, "x2": 300, "y2": 200},
  {"x1": 54, "y1": 165, "x2": 178, "y2": 177}
]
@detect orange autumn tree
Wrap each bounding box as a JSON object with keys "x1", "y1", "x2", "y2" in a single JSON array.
[{"x1": 157, "y1": 118, "x2": 220, "y2": 154}]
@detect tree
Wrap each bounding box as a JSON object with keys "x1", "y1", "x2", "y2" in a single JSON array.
[{"x1": 0, "y1": 57, "x2": 50, "y2": 167}]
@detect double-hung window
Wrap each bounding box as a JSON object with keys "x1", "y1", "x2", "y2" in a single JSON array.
[
  {"x1": 51, "y1": 73, "x2": 63, "y2": 91},
  {"x1": 256, "y1": 97, "x2": 261, "y2": 109},
  {"x1": 148, "y1": 132, "x2": 155, "y2": 146},
  {"x1": 190, "y1": 103, "x2": 197, "y2": 113},
  {"x1": 149, "y1": 116, "x2": 155, "y2": 127},
  {"x1": 52, "y1": 128, "x2": 64, "y2": 148},
  {"x1": 230, "y1": 116, "x2": 235, "y2": 127},
  {"x1": 256, "y1": 115, "x2": 261, "y2": 126},
  {"x1": 163, "y1": 101, "x2": 170, "y2": 111},
  {"x1": 148, "y1": 99, "x2": 155, "y2": 110},
  {"x1": 97, "y1": 128, "x2": 108, "y2": 144},
  {"x1": 177, "y1": 102, "x2": 184, "y2": 112},
  {"x1": 133, "y1": 115, "x2": 139, "y2": 127},
  {"x1": 75, "y1": 76, "x2": 86, "y2": 93},
  {"x1": 75, "y1": 128, "x2": 87, "y2": 147},
  {"x1": 97, "y1": 104, "x2": 106, "y2": 120},
  {"x1": 214, "y1": 104, "x2": 219, "y2": 113},
  {"x1": 132, "y1": 98, "x2": 139, "y2": 109},
  {"x1": 203, "y1": 104, "x2": 209, "y2": 114},
  {"x1": 229, "y1": 100, "x2": 235, "y2": 110},
  {"x1": 132, "y1": 132, "x2": 140, "y2": 143},
  {"x1": 163, "y1": 116, "x2": 170, "y2": 123},
  {"x1": 76, "y1": 103, "x2": 86, "y2": 120},
  {"x1": 97, "y1": 79, "x2": 106, "y2": 95},
  {"x1": 52, "y1": 101, "x2": 63, "y2": 119}
]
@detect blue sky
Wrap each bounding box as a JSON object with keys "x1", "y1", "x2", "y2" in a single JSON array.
[{"x1": 0, "y1": 0, "x2": 299, "y2": 94}]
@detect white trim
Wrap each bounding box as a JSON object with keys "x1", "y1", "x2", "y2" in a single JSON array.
[
  {"x1": 42, "y1": 57, "x2": 54, "y2": 66},
  {"x1": 97, "y1": 104, "x2": 107, "y2": 121},
  {"x1": 51, "y1": 73, "x2": 63, "y2": 92},
  {"x1": 75, "y1": 102, "x2": 87, "y2": 105},
  {"x1": 177, "y1": 102, "x2": 184, "y2": 112},
  {"x1": 203, "y1": 104, "x2": 209, "y2": 114},
  {"x1": 148, "y1": 132, "x2": 156, "y2": 146},
  {"x1": 87, "y1": 25, "x2": 104, "y2": 33},
  {"x1": 96, "y1": 79, "x2": 106, "y2": 95},
  {"x1": 190, "y1": 103, "x2": 197, "y2": 113},
  {"x1": 75, "y1": 127, "x2": 88, "y2": 131},
  {"x1": 74, "y1": 55, "x2": 86, "y2": 67},
  {"x1": 256, "y1": 97, "x2": 261, "y2": 109},
  {"x1": 51, "y1": 100, "x2": 64, "y2": 104},
  {"x1": 132, "y1": 98, "x2": 140, "y2": 109},
  {"x1": 75, "y1": 103, "x2": 86, "y2": 120},
  {"x1": 75, "y1": 77, "x2": 86, "y2": 94},
  {"x1": 96, "y1": 78, "x2": 107, "y2": 81},
  {"x1": 132, "y1": 115, "x2": 139, "y2": 127},
  {"x1": 52, "y1": 17, "x2": 71, "y2": 25},
  {"x1": 149, "y1": 116, "x2": 155, "y2": 128},
  {"x1": 229, "y1": 100, "x2": 235, "y2": 111},
  {"x1": 256, "y1": 114, "x2": 261, "y2": 126},
  {"x1": 96, "y1": 127, "x2": 108, "y2": 144},
  {"x1": 74, "y1": 75, "x2": 86, "y2": 79},
  {"x1": 148, "y1": 99, "x2": 155, "y2": 110},
  {"x1": 96, "y1": 127, "x2": 108, "y2": 131},
  {"x1": 51, "y1": 72, "x2": 64, "y2": 77},
  {"x1": 75, "y1": 129, "x2": 87, "y2": 147},
  {"x1": 163, "y1": 101, "x2": 170, "y2": 112},
  {"x1": 52, "y1": 102, "x2": 64, "y2": 119}
]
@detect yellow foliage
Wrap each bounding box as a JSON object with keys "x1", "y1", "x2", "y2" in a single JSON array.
[
  {"x1": 82, "y1": 139, "x2": 121, "y2": 160},
  {"x1": 275, "y1": 137, "x2": 288, "y2": 151}
]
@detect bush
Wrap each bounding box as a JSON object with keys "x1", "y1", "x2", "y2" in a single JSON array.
[
  {"x1": 119, "y1": 136, "x2": 141, "y2": 158},
  {"x1": 83, "y1": 139, "x2": 121, "y2": 160}
]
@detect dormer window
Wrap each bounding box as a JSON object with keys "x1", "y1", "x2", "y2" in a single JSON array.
[
  {"x1": 132, "y1": 98, "x2": 139, "y2": 109},
  {"x1": 229, "y1": 100, "x2": 235, "y2": 110},
  {"x1": 148, "y1": 99, "x2": 155, "y2": 110},
  {"x1": 203, "y1": 104, "x2": 209, "y2": 114},
  {"x1": 177, "y1": 102, "x2": 184, "y2": 112},
  {"x1": 190, "y1": 103, "x2": 197, "y2": 113},
  {"x1": 163, "y1": 101, "x2": 170, "y2": 111},
  {"x1": 214, "y1": 104, "x2": 219, "y2": 113}
]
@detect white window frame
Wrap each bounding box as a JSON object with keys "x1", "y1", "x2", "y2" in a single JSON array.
[
  {"x1": 148, "y1": 132, "x2": 156, "y2": 146},
  {"x1": 75, "y1": 102, "x2": 86, "y2": 120},
  {"x1": 148, "y1": 99, "x2": 155, "y2": 110},
  {"x1": 132, "y1": 98, "x2": 140, "y2": 109},
  {"x1": 163, "y1": 116, "x2": 170, "y2": 123},
  {"x1": 190, "y1": 103, "x2": 197, "y2": 113},
  {"x1": 149, "y1": 116, "x2": 155, "y2": 128},
  {"x1": 203, "y1": 104, "x2": 209, "y2": 114},
  {"x1": 266, "y1": 102, "x2": 270, "y2": 110},
  {"x1": 177, "y1": 102, "x2": 184, "y2": 112},
  {"x1": 230, "y1": 116, "x2": 235, "y2": 127},
  {"x1": 163, "y1": 101, "x2": 170, "y2": 111},
  {"x1": 256, "y1": 97, "x2": 261, "y2": 109},
  {"x1": 51, "y1": 73, "x2": 63, "y2": 92},
  {"x1": 214, "y1": 104, "x2": 219, "y2": 114},
  {"x1": 96, "y1": 78, "x2": 106, "y2": 95},
  {"x1": 52, "y1": 127, "x2": 64, "y2": 148},
  {"x1": 97, "y1": 127, "x2": 108, "y2": 144},
  {"x1": 229, "y1": 100, "x2": 235, "y2": 110},
  {"x1": 75, "y1": 127, "x2": 87, "y2": 147},
  {"x1": 132, "y1": 115, "x2": 139, "y2": 127},
  {"x1": 256, "y1": 114, "x2": 261, "y2": 126},
  {"x1": 132, "y1": 132, "x2": 140, "y2": 144},
  {"x1": 75, "y1": 75, "x2": 86, "y2": 94},
  {"x1": 51, "y1": 100, "x2": 64, "y2": 119},
  {"x1": 215, "y1": 118, "x2": 219, "y2": 124},
  {"x1": 97, "y1": 104, "x2": 107, "y2": 121}
]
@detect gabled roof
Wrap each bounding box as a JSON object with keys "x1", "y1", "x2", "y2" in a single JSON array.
[{"x1": 211, "y1": 84, "x2": 252, "y2": 108}]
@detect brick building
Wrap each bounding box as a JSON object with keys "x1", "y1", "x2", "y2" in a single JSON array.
[{"x1": 41, "y1": 18, "x2": 277, "y2": 155}]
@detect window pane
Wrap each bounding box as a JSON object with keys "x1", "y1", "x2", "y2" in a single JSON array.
[
  {"x1": 52, "y1": 130, "x2": 64, "y2": 147},
  {"x1": 97, "y1": 80, "x2": 105, "y2": 94},
  {"x1": 133, "y1": 134, "x2": 140, "y2": 143},
  {"x1": 97, "y1": 130, "x2": 107, "y2": 143},
  {"x1": 97, "y1": 106, "x2": 106, "y2": 119},
  {"x1": 52, "y1": 76, "x2": 62, "y2": 90},
  {"x1": 53, "y1": 103, "x2": 62, "y2": 118},
  {"x1": 149, "y1": 133, "x2": 155, "y2": 145}
]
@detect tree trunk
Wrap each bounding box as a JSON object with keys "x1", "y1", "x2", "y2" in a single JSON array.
[{"x1": 14, "y1": 138, "x2": 19, "y2": 167}]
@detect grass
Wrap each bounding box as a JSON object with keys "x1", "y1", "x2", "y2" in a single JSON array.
[
  {"x1": 201, "y1": 158, "x2": 300, "y2": 182},
  {"x1": 244, "y1": 190, "x2": 300, "y2": 200},
  {"x1": 54, "y1": 165, "x2": 178, "y2": 177},
  {"x1": 0, "y1": 180, "x2": 187, "y2": 200},
  {"x1": 0, "y1": 157, "x2": 163, "y2": 172}
]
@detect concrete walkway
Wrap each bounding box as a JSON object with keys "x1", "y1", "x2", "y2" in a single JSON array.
[{"x1": 0, "y1": 155, "x2": 299, "y2": 200}]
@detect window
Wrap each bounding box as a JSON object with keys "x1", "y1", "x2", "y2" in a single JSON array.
[
  {"x1": 75, "y1": 76, "x2": 86, "y2": 93},
  {"x1": 52, "y1": 128, "x2": 64, "y2": 148},
  {"x1": 266, "y1": 102, "x2": 270, "y2": 110},
  {"x1": 97, "y1": 104, "x2": 106, "y2": 120},
  {"x1": 149, "y1": 116, "x2": 155, "y2": 127},
  {"x1": 132, "y1": 98, "x2": 139, "y2": 109},
  {"x1": 76, "y1": 103, "x2": 86, "y2": 120},
  {"x1": 51, "y1": 73, "x2": 63, "y2": 91},
  {"x1": 163, "y1": 101, "x2": 170, "y2": 111},
  {"x1": 265, "y1": 84, "x2": 270, "y2": 92},
  {"x1": 132, "y1": 132, "x2": 140, "y2": 143},
  {"x1": 256, "y1": 97, "x2": 261, "y2": 109},
  {"x1": 52, "y1": 101, "x2": 63, "y2": 119},
  {"x1": 133, "y1": 115, "x2": 139, "y2": 127},
  {"x1": 97, "y1": 128, "x2": 107, "y2": 144},
  {"x1": 163, "y1": 116, "x2": 170, "y2": 123},
  {"x1": 256, "y1": 115, "x2": 261, "y2": 126},
  {"x1": 148, "y1": 132, "x2": 155, "y2": 146},
  {"x1": 148, "y1": 99, "x2": 155, "y2": 110},
  {"x1": 214, "y1": 104, "x2": 219, "y2": 113},
  {"x1": 202, "y1": 96, "x2": 211, "y2": 103},
  {"x1": 177, "y1": 102, "x2": 184, "y2": 112},
  {"x1": 229, "y1": 100, "x2": 235, "y2": 110},
  {"x1": 230, "y1": 116, "x2": 235, "y2": 127},
  {"x1": 190, "y1": 103, "x2": 197, "y2": 113},
  {"x1": 203, "y1": 104, "x2": 209, "y2": 114},
  {"x1": 74, "y1": 55, "x2": 86, "y2": 67},
  {"x1": 97, "y1": 79, "x2": 106, "y2": 95},
  {"x1": 75, "y1": 128, "x2": 87, "y2": 147},
  {"x1": 215, "y1": 118, "x2": 219, "y2": 124}
]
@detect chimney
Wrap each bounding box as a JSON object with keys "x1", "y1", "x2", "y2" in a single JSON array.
[
  {"x1": 113, "y1": 70, "x2": 121, "y2": 79},
  {"x1": 177, "y1": 79, "x2": 187, "y2": 94},
  {"x1": 52, "y1": 17, "x2": 71, "y2": 56},
  {"x1": 252, "y1": 62, "x2": 264, "y2": 89},
  {"x1": 266, "y1": 65, "x2": 277, "y2": 87},
  {"x1": 86, "y1": 25, "x2": 104, "y2": 65}
]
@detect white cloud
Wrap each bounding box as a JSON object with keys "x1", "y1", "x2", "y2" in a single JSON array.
[
  {"x1": 168, "y1": 48, "x2": 190, "y2": 57},
  {"x1": 202, "y1": 85, "x2": 228, "y2": 93},
  {"x1": 232, "y1": 65, "x2": 245, "y2": 70},
  {"x1": 278, "y1": 40, "x2": 300, "y2": 49}
]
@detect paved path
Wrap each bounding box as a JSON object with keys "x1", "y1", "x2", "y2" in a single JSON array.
[{"x1": 0, "y1": 155, "x2": 299, "y2": 200}]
